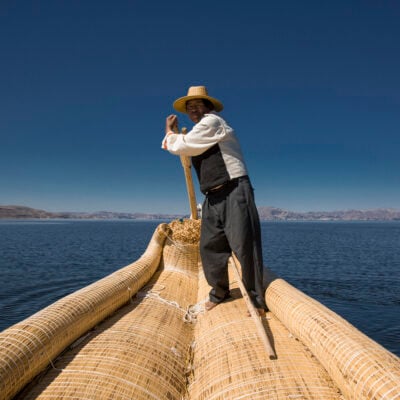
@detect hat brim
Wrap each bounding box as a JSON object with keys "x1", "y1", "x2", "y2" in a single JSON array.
[{"x1": 173, "y1": 95, "x2": 224, "y2": 113}]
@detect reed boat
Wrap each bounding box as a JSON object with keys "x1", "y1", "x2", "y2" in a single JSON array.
[{"x1": 0, "y1": 219, "x2": 399, "y2": 400}]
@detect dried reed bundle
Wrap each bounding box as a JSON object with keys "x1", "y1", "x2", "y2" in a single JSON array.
[
  {"x1": 169, "y1": 218, "x2": 201, "y2": 244},
  {"x1": 0, "y1": 223, "x2": 169, "y2": 400},
  {"x1": 13, "y1": 220, "x2": 200, "y2": 400},
  {"x1": 2, "y1": 221, "x2": 399, "y2": 400},
  {"x1": 188, "y1": 261, "x2": 344, "y2": 400},
  {"x1": 265, "y1": 277, "x2": 400, "y2": 400}
]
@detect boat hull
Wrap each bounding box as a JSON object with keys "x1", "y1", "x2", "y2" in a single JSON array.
[{"x1": 0, "y1": 221, "x2": 399, "y2": 400}]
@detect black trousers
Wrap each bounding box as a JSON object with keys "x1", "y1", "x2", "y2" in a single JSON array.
[{"x1": 200, "y1": 176, "x2": 266, "y2": 310}]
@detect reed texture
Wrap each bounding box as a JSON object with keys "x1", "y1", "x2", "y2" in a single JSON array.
[
  {"x1": 11, "y1": 220, "x2": 200, "y2": 400},
  {"x1": 265, "y1": 277, "x2": 400, "y2": 400},
  {"x1": 188, "y1": 260, "x2": 344, "y2": 400},
  {"x1": 0, "y1": 223, "x2": 169, "y2": 400},
  {"x1": 1, "y1": 221, "x2": 399, "y2": 400}
]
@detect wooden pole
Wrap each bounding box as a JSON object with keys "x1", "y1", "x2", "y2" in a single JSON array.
[
  {"x1": 231, "y1": 253, "x2": 277, "y2": 359},
  {"x1": 174, "y1": 126, "x2": 198, "y2": 220}
]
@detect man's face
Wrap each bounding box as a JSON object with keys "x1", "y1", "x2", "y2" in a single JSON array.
[{"x1": 186, "y1": 99, "x2": 210, "y2": 123}]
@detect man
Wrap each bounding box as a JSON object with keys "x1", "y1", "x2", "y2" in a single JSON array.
[{"x1": 162, "y1": 86, "x2": 266, "y2": 315}]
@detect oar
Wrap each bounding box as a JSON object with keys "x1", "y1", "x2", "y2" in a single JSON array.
[
  {"x1": 231, "y1": 253, "x2": 277, "y2": 360},
  {"x1": 174, "y1": 126, "x2": 198, "y2": 220}
]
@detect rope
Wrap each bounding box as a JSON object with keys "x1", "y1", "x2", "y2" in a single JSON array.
[
  {"x1": 134, "y1": 284, "x2": 207, "y2": 325},
  {"x1": 137, "y1": 290, "x2": 183, "y2": 310},
  {"x1": 184, "y1": 299, "x2": 207, "y2": 324}
]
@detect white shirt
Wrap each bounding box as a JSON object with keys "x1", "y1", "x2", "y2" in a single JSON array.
[{"x1": 161, "y1": 112, "x2": 248, "y2": 180}]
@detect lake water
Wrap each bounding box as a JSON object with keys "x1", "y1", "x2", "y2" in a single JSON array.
[{"x1": 0, "y1": 220, "x2": 399, "y2": 356}]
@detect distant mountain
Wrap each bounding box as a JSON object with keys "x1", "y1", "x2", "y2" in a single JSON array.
[
  {"x1": 257, "y1": 206, "x2": 400, "y2": 221},
  {"x1": 0, "y1": 206, "x2": 186, "y2": 220},
  {"x1": 1, "y1": 205, "x2": 400, "y2": 221},
  {"x1": 0, "y1": 206, "x2": 52, "y2": 219}
]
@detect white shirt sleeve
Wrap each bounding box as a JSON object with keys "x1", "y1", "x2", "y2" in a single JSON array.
[{"x1": 161, "y1": 114, "x2": 228, "y2": 156}]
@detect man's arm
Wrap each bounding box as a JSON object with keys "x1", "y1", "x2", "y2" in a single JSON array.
[{"x1": 161, "y1": 114, "x2": 227, "y2": 156}]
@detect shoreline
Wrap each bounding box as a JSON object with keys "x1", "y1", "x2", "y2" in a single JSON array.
[{"x1": 1, "y1": 205, "x2": 400, "y2": 221}]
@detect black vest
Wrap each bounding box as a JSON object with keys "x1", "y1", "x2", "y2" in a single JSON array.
[{"x1": 192, "y1": 144, "x2": 230, "y2": 194}]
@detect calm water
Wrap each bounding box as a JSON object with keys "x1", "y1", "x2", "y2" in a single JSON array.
[{"x1": 0, "y1": 220, "x2": 399, "y2": 356}]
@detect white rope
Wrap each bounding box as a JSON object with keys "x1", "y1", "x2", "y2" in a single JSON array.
[
  {"x1": 134, "y1": 284, "x2": 197, "y2": 326},
  {"x1": 133, "y1": 281, "x2": 207, "y2": 325},
  {"x1": 134, "y1": 284, "x2": 184, "y2": 312},
  {"x1": 141, "y1": 291, "x2": 183, "y2": 310},
  {"x1": 183, "y1": 299, "x2": 207, "y2": 324}
]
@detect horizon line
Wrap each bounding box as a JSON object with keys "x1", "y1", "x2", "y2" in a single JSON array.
[{"x1": 1, "y1": 204, "x2": 400, "y2": 215}]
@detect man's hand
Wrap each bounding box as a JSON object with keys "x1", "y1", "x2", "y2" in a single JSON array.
[
  {"x1": 163, "y1": 115, "x2": 179, "y2": 150},
  {"x1": 165, "y1": 114, "x2": 178, "y2": 134}
]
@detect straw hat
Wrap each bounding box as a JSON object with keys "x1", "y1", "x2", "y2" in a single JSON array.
[{"x1": 173, "y1": 86, "x2": 224, "y2": 113}]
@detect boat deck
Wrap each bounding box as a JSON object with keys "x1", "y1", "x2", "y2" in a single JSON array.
[{"x1": 15, "y1": 238, "x2": 343, "y2": 400}]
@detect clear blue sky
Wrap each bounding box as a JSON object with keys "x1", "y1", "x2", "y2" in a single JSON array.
[{"x1": 1, "y1": 1, "x2": 399, "y2": 214}]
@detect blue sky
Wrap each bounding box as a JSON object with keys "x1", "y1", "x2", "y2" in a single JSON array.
[{"x1": 1, "y1": 1, "x2": 399, "y2": 214}]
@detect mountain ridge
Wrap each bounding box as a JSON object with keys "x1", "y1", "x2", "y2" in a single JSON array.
[
  {"x1": 257, "y1": 206, "x2": 400, "y2": 221},
  {"x1": 1, "y1": 205, "x2": 400, "y2": 221}
]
